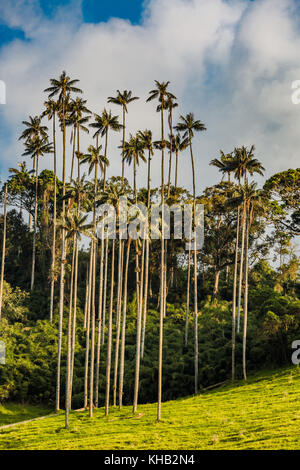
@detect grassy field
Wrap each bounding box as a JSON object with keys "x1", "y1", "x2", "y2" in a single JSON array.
[
  {"x1": 0, "y1": 403, "x2": 51, "y2": 427},
  {"x1": 0, "y1": 366, "x2": 300, "y2": 450}
]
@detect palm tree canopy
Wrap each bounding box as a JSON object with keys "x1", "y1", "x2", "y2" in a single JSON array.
[
  {"x1": 231, "y1": 146, "x2": 265, "y2": 181},
  {"x1": 22, "y1": 136, "x2": 53, "y2": 159},
  {"x1": 80, "y1": 145, "x2": 109, "y2": 176},
  {"x1": 89, "y1": 109, "x2": 123, "y2": 139},
  {"x1": 174, "y1": 112, "x2": 207, "y2": 139},
  {"x1": 107, "y1": 90, "x2": 139, "y2": 113},
  {"x1": 122, "y1": 134, "x2": 146, "y2": 166},
  {"x1": 19, "y1": 115, "x2": 48, "y2": 142},
  {"x1": 137, "y1": 130, "x2": 154, "y2": 156},
  {"x1": 44, "y1": 71, "x2": 82, "y2": 103}
]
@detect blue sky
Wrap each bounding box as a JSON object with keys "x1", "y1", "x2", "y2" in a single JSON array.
[{"x1": 0, "y1": 0, "x2": 145, "y2": 46}]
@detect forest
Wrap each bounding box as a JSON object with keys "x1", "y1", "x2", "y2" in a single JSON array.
[{"x1": 0, "y1": 72, "x2": 299, "y2": 430}]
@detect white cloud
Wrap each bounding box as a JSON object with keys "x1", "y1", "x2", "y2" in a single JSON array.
[{"x1": 0, "y1": 0, "x2": 299, "y2": 193}]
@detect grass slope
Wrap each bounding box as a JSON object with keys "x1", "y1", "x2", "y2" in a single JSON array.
[
  {"x1": 0, "y1": 366, "x2": 300, "y2": 450},
  {"x1": 0, "y1": 403, "x2": 51, "y2": 427}
]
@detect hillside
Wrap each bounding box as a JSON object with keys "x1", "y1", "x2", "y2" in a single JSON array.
[{"x1": 1, "y1": 366, "x2": 300, "y2": 450}]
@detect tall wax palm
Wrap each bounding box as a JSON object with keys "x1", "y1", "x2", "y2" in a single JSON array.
[
  {"x1": 42, "y1": 99, "x2": 60, "y2": 322},
  {"x1": 22, "y1": 136, "x2": 53, "y2": 291},
  {"x1": 60, "y1": 210, "x2": 93, "y2": 429},
  {"x1": 147, "y1": 80, "x2": 173, "y2": 421},
  {"x1": 89, "y1": 109, "x2": 122, "y2": 190},
  {"x1": 100, "y1": 182, "x2": 123, "y2": 416},
  {"x1": 123, "y1": 133, "x2": 147, "y2": 413},
  {"x1": 171, "y1": 133, "x2": 189, "y2": 189},
  {"x1": 210, "y1": 151, "x2": 237, "y2": 380},
  {"x1": 44, "y1": 71, "x2": 82, "y2": 412},
  {"x1": 231, "y1": 146, "x2": 265, "y2": 333},
  {"x1": 107, "y1": 90, "x2": 139, "y2": 186},
  {"x1": 138, "y1": 129, "x2": 154, "y2": 358},
  {"x1": 229, "y1": 182, "x2": 265, "y2": 380},
  {"x1": 8, "y1": 162, "x2": 34, "y2": 217},
  {"x1": 0, "y1": 185, "x2": 8, "y2": 321},
  {"x1": 158, "y1": 95, "x2": 178, "y2": 197},
  {"x1": 175, "y1": 112, "x2": 206, "y2": 393},
  {"x1": 19, "y1": 115, "x2": 49, "y2": 229},
  {"x1": 81, "y1": 145, "x2": 106, "y2": 414},
  {"x1": 69, "y1": 97, "x2": 91, "y2": 180}
]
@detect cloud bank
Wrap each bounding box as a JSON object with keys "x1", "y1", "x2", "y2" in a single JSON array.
[{"x1": 0, "y1": 0, "x2": 300, "y2": 193}]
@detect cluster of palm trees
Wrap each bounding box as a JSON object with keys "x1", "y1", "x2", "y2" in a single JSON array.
[
  {"x1": 0, "y1": 71, "x2": 266, "y2": 429},
  {"x1": 210, "y1": 146, "x2": 265, "y2": 380}
]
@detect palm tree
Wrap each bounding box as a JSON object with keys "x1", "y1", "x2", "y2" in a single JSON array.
[
  {"x1": 175, "y1": 112, "x2": 206, "y2": 393},
  {"x1": 123, "y1": 134, "x2": 147, "y2": 413},
  {"x1": 81, "y1": 144, "x2": 106, "y2": 415},
  {"x1": 19, "y1": 115, "x2": 49, "y2": 229},
  {"x1": 210, "y1": 152, "x2": 237, "y2": 380},
  {"x1": 89, "y1": 109, "x2": 122, "y2": 190},
  {"x1": 8, "y1": 162, "x2": 34, "y2": 217},
  {"x1": 210, "y1": 151, "x2": 234, "y2": 182},
  {"x1": 147, "y1": 80, "x2": 173, "y2": 421},
  {"x1": 0, "y1": 185, "x2": 8, "y2": 321},
  {"x1": 22, "y1": 136, "x2": 53, "y2": 291},
  {"x1": 45, "y1": 71, "x2": 82, "y2": 412},
  {"x1": 138, "y1": 130, "x2": 154, "y2": 358},
  {"x1": 119, "y1": 237, "x2": 131, "y2": 408},
  {"x1": 231, "y1": 146, "x2": 264, "y2": 333},
  {"x1": 171, "y1": 134, "x2": 189, "y2": 190},
  {"x1": 60, "y1": 210, "x2": 93, "y2": 428},
  {"x1": 42, "y1": 99, "x2": 60, "y2": 322},
  {"x1": 158, "y1": 95, "x2": 178, "y2": 197},
  {"x1": 68, "y1": 97, "x2": 91, "y2": 180},
  {"x1": 108, "y1": 90, "x2": 139, "y2": 186}
]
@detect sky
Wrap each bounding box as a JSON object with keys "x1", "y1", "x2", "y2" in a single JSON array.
[{"x1": 0, "y1": 0, "x2": 300, "y2": 197}]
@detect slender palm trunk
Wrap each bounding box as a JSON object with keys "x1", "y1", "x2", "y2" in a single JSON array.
[
  {"x1": 189, "y1": 136, "x2": 199, "y2": 394},
  {"x1": 167, "y1": 110, "x2": 173, "y2": 198},
  {"x1": 213, "y1": 270, "x2": 220, "y2": 298},
  {"x1": 157, "y1": 101, "x2": 165, "y2": 422},
  {"x1": 243, "y1": 209, "x2": 249, "y2": 381},
  {"x1": 65, "y1": 234, "x2": 76, "y2": 429},
  {"x1": 56, "y1": 94, "x2": 67, "y2": 412},
  {"x1": 237, "y1": 202, "x2": 246, "y2": 333},
  {"x1": 95, "y1": 235, "x2": 104, "y2": 407},
  {"x1": 28, "y1": 156, "x2": 35, "y2": 230},
  {"x1": 70, "y1": 126, "x2": 76, "y2": 182},
  {"x1": 232, "y1": 206, "x2": 240, "y2": 381},
  {"x1": 31, "y1": 152, "x2": 39, "y2": 290},
  {"x1": 184, "y1": 248, "x2": 191, "y2": 346},
  {"x1": 0, "y1": 185, "x2": 8, "y2": 320},
  {"x1": 89, "y1": 164, "x2": 98, "y2": 418},
  {"x1": 70, "y1": 233, "x2": 79, "y2": 406},
  {"x1": 105, "y1": 239, "x2": 115, "y2": 416},
  {"x1": 121, "y1": 106, "x2": 126, "y2": 187},
  {"x1": 175, "y1": 149, "x2": 179, "y2": 189},
  {"x1": 83, "y1": 264, "x2": 89, "y2": 329},
  {"x1": 119, "y1": 238, "x2": 131, "y2": 408},
  {"x1": 141, "y1": 148, "x2": 152, "y2": 358},
  {"x1": 133, "y1": 237, "x2": 145, "y2": 413},
  {"x1": 113, "y1": 239, "x2": 124, "y2": 406},
  {"x1": 50, "y1": 113, "x2": 57, "y2": 323},
  {"x1": 84, "y1": 242, "x2": 93, "y2": 408},
  {"x1": 89, "y1": 239, "x2": 96, "y2": 417},
  {"x1": 141, "y1": 238, "x2": 149, "y2": 358},
  {"x1": 102, "y1": 235, "x2": 109, "y2": 346},
  {"x1": 77, "y1": 124, "x2": 80, "y2": 181}
]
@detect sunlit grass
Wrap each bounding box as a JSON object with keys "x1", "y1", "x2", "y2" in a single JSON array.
[{"x1": 1, "y1": 366, "x2": 300, "y2": 450}]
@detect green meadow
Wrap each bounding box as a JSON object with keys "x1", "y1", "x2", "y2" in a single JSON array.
[{"x1": 1, "y1": 366, "x2": 299, "y2": 450}]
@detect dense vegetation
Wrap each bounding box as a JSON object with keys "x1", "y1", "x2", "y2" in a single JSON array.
[{"x1": 0, "y1": 72, "x2": 299, "y2": 431}]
